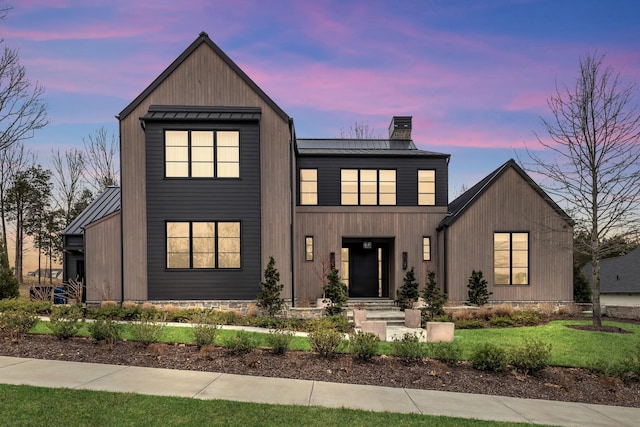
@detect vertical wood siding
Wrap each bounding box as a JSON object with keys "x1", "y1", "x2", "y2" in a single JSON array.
[
  {"x1": 120, "y1": 43, "x2": 291, "y2": 300},
  {"x1": 443, "y1": 168, "x2": 573, "y2": 302},
  {"x1": 294, "y1": 207, "x2": 447, "y2": 300},
  {"x1": 85, "y1": 212, "x2": 122, "y2": 302}
]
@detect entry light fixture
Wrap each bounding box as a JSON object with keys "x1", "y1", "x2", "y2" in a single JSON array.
[
  {"x1": 363, "y1": 241, "x2": 372, "y2": 249},
  {"x1": 330, "y1": 252, "x2": 335, "y2": 268},
  {"x1": 402, "y1": 252, "x2": 408, "y2": 270}
]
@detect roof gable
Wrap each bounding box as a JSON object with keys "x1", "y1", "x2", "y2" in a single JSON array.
[
  {"x1": 61, "y1": 187, "x2": 121, "y2": 236},
  {"x1": 118, "y1": 32, "x2": 289, "y2": 122},
  {"x1": 438, "y1": 159, "x2": 573, "y2": 230}
]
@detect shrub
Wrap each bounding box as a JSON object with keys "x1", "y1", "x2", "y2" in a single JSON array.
[
  {"x1": 323, "y1": 267, "x2": 348, "y2": 316},
  {"x1": 191, "y1": 312, "x2": 219, "y2": 349},
  {"x1": 227, "y1": 330, "x2": 259, "y2": 354},
  {"x1": 492, "y1": 303, "x2": 515, "y2": 317},
  {"x1": 489, "y1": 316, "x2": 514, "y2": 327},
  {"x1": 130, "y1": 312, "x2": 165, "y2": 345},
  {"x1": 0, "y1": 309, "x2": 39, "y2": 340},
  {"x1": 427, "y1": 342, "x2": 462, "y2": 367},
  {"x1": 256, "y1": 256, "x2": 285, "y2": 316},
  {"x1": 88, "y1": 317, "x2": 122, "y2": 346},
  {"x1": 573, "y1": 265, "x2": 591, "y2": 303},
  {"x1": 395, "y1": 267, "x2": 419, "y2": 311},
  {"x1": 349, "y1": 330, "x2": 379, "y2": 361},
  {"x1": 510, "y1": 339, "x2": 552, "y2": 375},
  {"x1": 266, "y1": 329, "x2": 295, "y2": 355},
  {"x1": 470, "y1": 343, "x2": 509, "y2": 372},
  {"x1": 324, "y1": 314, "x2": 350, "y2": 333},
  {"x1": 48, "y1": 305, "x2": 83, "y2": 340},
  {"x1": 308, "y1": 322, "x2": 343, "y2": 358},
  {"x1": 467, "y1": 270, "x2": 492, "y2": 306},
  {"x1": 511, "y1": 310, "x2": 541, "y2": 326},
  {"x1": 420, "y1": 269, "x2": 447, "y2": 323},
  {"x1": 454, "y1": 319, "x2": 485, "y2": 329},
  {"x1": 0, "y1": 299, "x2": 51, "y2": 315},
  {"x1": 391, "y1": 332, "x2": 425, "y2": 361}
]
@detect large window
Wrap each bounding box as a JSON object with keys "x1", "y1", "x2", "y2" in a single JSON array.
[
  {"x1": 300, "y1": 169, "x2": 318, "y2": 205},
  {"x1": 341, "y1": 169, "x2": 396, "y2": 205},
  {"x1": 167, "y1": 221, "x2": 240, "y2": 269},
  {"x1": 494, "y1": 232, "x2": 528, "y2": 285},
  {"x1": 418, "y1": 170, "x2": 436, "y2": 205},
  {"x1": 165, "y1": 130, "x2": 239, "y2": 178}
]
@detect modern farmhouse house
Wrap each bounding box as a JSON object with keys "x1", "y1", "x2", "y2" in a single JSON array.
[{"x1": 63, "y1": 32, "x2": 573, "y2": 306}]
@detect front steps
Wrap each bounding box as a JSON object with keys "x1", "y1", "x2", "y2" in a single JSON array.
[{"x1": 345, "y1": 299, "x2": 405, "y2": 326}]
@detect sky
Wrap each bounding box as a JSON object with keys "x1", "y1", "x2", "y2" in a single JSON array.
[{"x1": 1, "y1": 0, "x2": 639, "y2": 198}]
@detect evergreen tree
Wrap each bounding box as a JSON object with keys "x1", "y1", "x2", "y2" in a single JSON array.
[
  {"x1": 467, "y1": 270, "x2": 492, "y2": 306},
  {"x1": 256, "y1": 257, "x2": 284, "y2": 316},
  {"x1": 0, "y1": 243, "x2": 18, "y2": 299},
  {"x1": 421, "y1": 270, "x2": 446, "y2": 321},
  {"x1": 395, "y1": 267, "x2": 419, "y2": 311},
  {"x1": 323, "y1": 267, "x2": 348, "y2": 316},
  {"x1": 573, "y1": 265, "x2": 592, "y2": 303}
]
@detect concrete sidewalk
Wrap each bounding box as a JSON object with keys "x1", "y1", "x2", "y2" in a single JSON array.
[{"x1": 1, "y1": 356, "x2": 638, "y2": 426}]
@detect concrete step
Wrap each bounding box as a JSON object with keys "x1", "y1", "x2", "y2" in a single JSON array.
[
  {"x1": 346, "y1": 309, "x2": 407, "y2": 326},
  {"x1": 345, "y1": 299, "x2": 399, "y2": 311}
]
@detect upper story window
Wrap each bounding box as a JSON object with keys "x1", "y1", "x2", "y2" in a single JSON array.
[
  {"x1": 300, "y1": 169, "x2": 318, "y2": 205},
  {"x1": 165, "y1": 130, "x2": 239, "y2": 178},
  {"x1": 494, "y1": 232, "x2": 528, "y2": 285},
  {"x1": 418, "y1": 170, "x2": 436, "y2": 205},
  {"x1": 166, "y1": 221, "x2": 241, "y2": 269},
  {"x1": 341, "y1": 169, "x2": 396, "y2": 206}
]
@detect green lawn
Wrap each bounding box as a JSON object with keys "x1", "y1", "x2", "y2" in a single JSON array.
[
  {"x1": 0, "y1": 384, "x2": 551, "y2": 427},
  {"x1": 31, "y1": 318, "x2": 640, "y2": 369}
]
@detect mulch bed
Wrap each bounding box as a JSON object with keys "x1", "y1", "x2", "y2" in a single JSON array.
[{"x1": 2, "y1": 332, "x2": 639, "y2": 408}]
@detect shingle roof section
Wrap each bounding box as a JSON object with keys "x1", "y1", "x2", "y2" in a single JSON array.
[
  {"x1": 61, "y1": 187, "x2": 121, "y2": 236},
  {"x1": 297, "y1": 139, "x2": 449, "y2": 157},
  {"x1": 582, "y1": 247, "x2": 640, "y2": 293},
  {"x1": 438, "y1": 159, "x2": 573, "y2": 230}
]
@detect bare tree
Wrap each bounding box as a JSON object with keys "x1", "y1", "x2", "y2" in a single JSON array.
[
  {"x1": 83, "y1": 126, "x2": 119, "y2": 192},
  {"x1": 0, "y1": 46, "x2": 49, "y2": 151},
  {"x1": 52, "y1": 147, "x2": 86, "y2": 225},
  {"x1": 339, "y1": 121, "x2": 381, "y2": 139},
  {"x1": 526, "y1": 52, "x2": 640, "y2": 328}
]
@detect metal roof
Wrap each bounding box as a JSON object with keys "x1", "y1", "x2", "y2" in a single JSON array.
[
  {"x1": 582, "y1": 247, "x2": 640, "y2": 294},
  {"x1": 61, "y1": 186, "x2": 121, "y2": 236},
  {"x1": 140, "y1": 106, "x2": 261, "y2": 124},
  {"x1": 296, "y1": 139, "x2": 449, "y2": 157}
]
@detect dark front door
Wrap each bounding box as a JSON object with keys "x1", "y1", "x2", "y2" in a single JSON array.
[{"x1": 349, "y1": 245, "x2": 378, "y2": 297}]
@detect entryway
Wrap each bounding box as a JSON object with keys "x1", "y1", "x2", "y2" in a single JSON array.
[{"x1": 341, "y1": 238, "x2": 392, "y2": 298}]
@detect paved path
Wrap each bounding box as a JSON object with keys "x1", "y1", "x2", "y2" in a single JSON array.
[{"x1": 1, "y1": 355, "x2": 638, "y2": 426}]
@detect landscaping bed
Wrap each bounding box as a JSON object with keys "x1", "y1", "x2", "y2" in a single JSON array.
[{"x1": 2, "y1": 332, "x2": 639, "y2": 408}]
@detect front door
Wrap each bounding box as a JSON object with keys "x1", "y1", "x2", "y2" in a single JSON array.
[{"x1": 343, "y1": 239, "x2": 390, "y2": 298}]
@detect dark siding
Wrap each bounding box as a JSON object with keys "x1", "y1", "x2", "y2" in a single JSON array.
[
  {"x1": 296, "y1": 156, "x2": 448, "y2": 206},
  {"x1": 146, "y1": 120, "x2": 261, "y2": 299}
]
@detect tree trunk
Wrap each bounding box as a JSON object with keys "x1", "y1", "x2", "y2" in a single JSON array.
[{"x1": 591, "y1": 256, "x2": 602, "y2": 328}]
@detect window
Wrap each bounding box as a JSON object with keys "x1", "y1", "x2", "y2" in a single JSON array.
[
  {"x1": 341, "y1": 247, "x2": 349, "y2": 289},
  {"x1": 494, "y1": 232, "x2": 528, "y2": 285},
  {"x1": 300, "y1": 169, "x2": 318, "y2": 205},
  {"x1": 165, "y1": 130, "x2": 239, "y2": 178},
  {"x1": 305, "y1": 236, "x2": 314, "y2": 261},
  {"x1": 422, "y1": 236, "x2": 431, "y2": 261},
  {"x1": 418, "y1": 170, "x2": 436, "y2": 205},
  {"x1": 167, "y1": 221, "x2": 240, "y2": 269},
  {"x1": 341, "y1": 169, "x2": 396, "y2": 206}
]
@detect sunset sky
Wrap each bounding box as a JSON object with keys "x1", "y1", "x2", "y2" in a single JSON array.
[{"x1": 2, "y1": 0, "x2": 639, "y2": 197}]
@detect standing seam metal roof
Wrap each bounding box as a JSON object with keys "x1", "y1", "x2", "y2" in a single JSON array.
[
  {"x1": 61, "y1": 187, "x2": 121, "y2": 236},
  {"x1": 296, "y1": 139, "x2": 449, "y2": 157}
]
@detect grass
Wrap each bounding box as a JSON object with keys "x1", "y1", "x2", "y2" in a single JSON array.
[
  {"x1": 0, "y1": 384, "x2": 548, "y2": 427},
  {"x1": 30, "y1": 318, "x2": 640, "y2": 369}
]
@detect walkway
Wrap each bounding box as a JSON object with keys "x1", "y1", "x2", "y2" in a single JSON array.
[{"x1": 1, "y1": 356, "x2": 638, "y2": 426}]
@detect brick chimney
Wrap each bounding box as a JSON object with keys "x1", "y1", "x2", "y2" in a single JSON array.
[{"x1": 388, "y1": 116, "x2": 412, "y2": 140}]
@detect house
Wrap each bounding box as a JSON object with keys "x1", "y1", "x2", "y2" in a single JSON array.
[
  {"x1": 582, "y1": 248, "x2": 640, "y2": 317},
  {"x1": 69, "y1": 32, "x2": 573, "y2": 307}
]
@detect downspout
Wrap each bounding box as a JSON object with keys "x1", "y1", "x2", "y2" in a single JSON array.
[
  {"x1": 443, "y1": 226, "x2": 449, "y2": 295},
  {"x1": 117, "y1": 115, "x2": 125, "y2": 305},
  {"x1": 289, "y1": 118, "x2": 295, "y2": 307}
]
